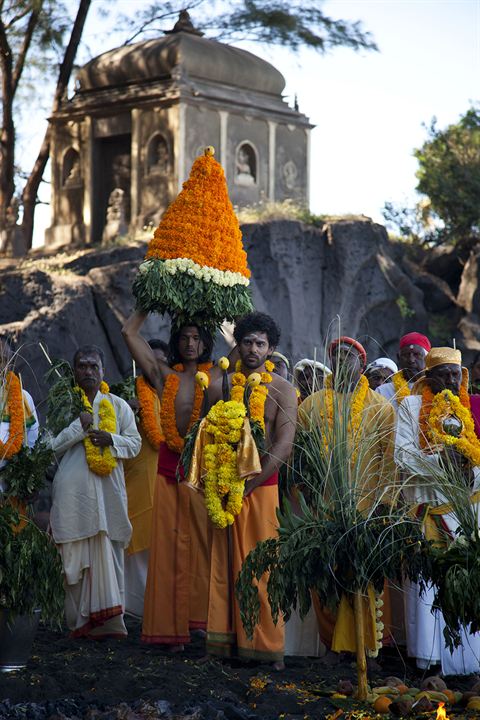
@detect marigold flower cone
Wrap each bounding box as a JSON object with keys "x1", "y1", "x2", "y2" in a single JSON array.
[{"x1": 133, "y1": 147, "x2": 253, "y2": 330}]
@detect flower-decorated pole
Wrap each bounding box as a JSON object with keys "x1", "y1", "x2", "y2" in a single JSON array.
[{"x1": 133, "y1": 146, "x2": 253, "y2": 332}]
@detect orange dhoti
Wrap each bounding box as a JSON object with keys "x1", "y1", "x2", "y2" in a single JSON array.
[
  {"x1": 142, "y1": 442, "x2": 211, "y2": 644},
  {"x1": 207, "y1": 481, "x2": 284, "y2": 662}
]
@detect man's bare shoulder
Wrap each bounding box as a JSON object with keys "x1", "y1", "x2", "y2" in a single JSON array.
[{"x1": 269, "y1": 373, "x2": 297, "y2": 400}]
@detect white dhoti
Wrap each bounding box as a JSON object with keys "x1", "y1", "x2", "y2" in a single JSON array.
[
  {"x1": 59, "y1": 532, "x2": 127, "y2": 637},
  {"x1": 405, "y1": 578, "x2": 480, "y2": 675},
  {"x1": 124, "y1": 549, "x2": 149, "y2": 618},
  {"x1": 285, "y1": 605, "x2": 326, "y2": 657}
]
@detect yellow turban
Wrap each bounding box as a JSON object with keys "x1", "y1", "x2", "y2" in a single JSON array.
[{"x1": 425, "y1": 347, "x2": 462, "y2": 370}]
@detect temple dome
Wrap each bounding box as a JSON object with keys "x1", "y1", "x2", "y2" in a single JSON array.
[{"x1": 76, "y1": 30, "x2": 286, "y2": 96}]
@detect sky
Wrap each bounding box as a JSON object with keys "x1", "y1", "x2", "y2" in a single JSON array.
[{"x1": 29, "y1": 0, "x2": 480, "y2": 245}]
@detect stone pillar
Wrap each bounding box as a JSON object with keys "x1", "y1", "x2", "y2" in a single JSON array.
[
  {"x1": 82, "y1": 116, "x2": 94, "y2": 244},
  {"x1": 219, "y1": 110, "x2": 228, "y2": 168},
  {"x1": 177, "y1": 103, "x2": 186, "y2": 192},
  {"x1": 268, "y1": 120, "x2": 277, "y2": 202},
  {"x1": 305, "y1": 127, "x2": 311, "y2": 206},
  {"x1": 130, "y1": 108, "x2": 141, "y2": 233}
]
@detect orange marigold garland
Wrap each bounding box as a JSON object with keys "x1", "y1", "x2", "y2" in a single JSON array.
[
  {"x1": 161, "y1": 362, "x2": 213, "y2": 453},
  {"x1": 0, "y1": 371, "x2": 24, "y2": 461},
  {"x1": 132, "y1": 147, "x2": 253, "y2": 330},
  {"x1": 136, "y1": 376, "x2": 163, "y2": 450}
]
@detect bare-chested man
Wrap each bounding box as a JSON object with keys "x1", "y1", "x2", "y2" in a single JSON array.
[
  {"x1": 205, "y1": 312, "x2": 297, "y2": 669},
  {"x1": 122, "y1": 311, "x2": 226, "y2": 649}
]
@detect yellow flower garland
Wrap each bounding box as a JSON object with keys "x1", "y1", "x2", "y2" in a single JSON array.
[
  {"x1": 203, "y1": 401, "x2": 247, "y2": 528},
  {"x1": 322, "y1": 374, "x2": 370, "y2": 458},
  {"x1": 136, "y1": 376, "x2": 163, "y2": 450},
  {"x1": 391, "y1": 371, "x2": 411, "y2": 404},
  {"x1": 75, "y1": 381, "x2": 118, "y2": 476},
  {"x1": 420, "y1": 386, "x2": 480, "y2": 466},
  {"x1": 231, "y1": 359, "x2": 273, "y2": 431},
  {"x1": 203, "y1": 359, "x2": 274, "y2": 528}
]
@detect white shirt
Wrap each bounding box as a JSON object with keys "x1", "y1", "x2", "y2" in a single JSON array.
[
  {"x1": 377, "y1": 379, "x2": 415, "y2": 413},
  {"x1": 49, "y1": 391, "x2": 141, "y2": 546},
  {"x1": 395, "y1": 394, "x2": 480, "y2": 505},
  {"x1": 0, "y1": 388, "x2": 39, "y2": 488}
]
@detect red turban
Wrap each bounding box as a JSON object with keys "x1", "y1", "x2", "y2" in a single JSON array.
[
  {"x1": 328, "y1": 336, "x2": 367, "y2": 368},
  {"x1": 399, "y1": 332, "x2": 431, "y2": 353}
]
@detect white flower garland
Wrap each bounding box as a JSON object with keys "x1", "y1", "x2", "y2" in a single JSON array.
[{"x1": 139, "y1": 257, "x2": 250, "y2": 287}]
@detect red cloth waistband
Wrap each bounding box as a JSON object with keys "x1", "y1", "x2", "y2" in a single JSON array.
[
  {"x1": 157, "y1": 441, "x2": 184, "y2": 484},
  {"x1": 157, "y1": 442, "x2": 278, "y2": 487},
  {"x1": 260, "y1": 471, "x2": 278, "y2": 487}
]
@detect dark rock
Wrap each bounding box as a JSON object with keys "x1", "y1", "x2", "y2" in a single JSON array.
[{"x1": 403, "y1": 257, "x2": 457, "y2": 312}]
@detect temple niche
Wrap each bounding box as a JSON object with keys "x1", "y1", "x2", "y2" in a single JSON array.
[{"x1": 45, "y1": 11, "x2": 313, "y2": 247}]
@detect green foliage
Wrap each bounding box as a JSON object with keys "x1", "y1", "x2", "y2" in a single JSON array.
[
  {"x1": 236, "y1": 374, "x2": 430, "y2": 639},
  {"x1": 396, "y1": 295, "x2": 415, "y2": 319},
  {"x1": 415, "y1": 107, "x2": 480, "y2": 243},
  {"x1": 45, "y1": 359, "x2": 83, "y2": 436},
  {"x1": 385, "y1": 107, "x2": 480, "y2": 247},
  {"x1": 132, "y1": 258, "x2": 253, "y2": 332},
  {"x1": 0, "y1": 503, "x2": 64, "y2": 622},
  {"x1": 119, "y1": 1, "x2": 377, "y2": 55},
  {"x1": 109, "y1": 375, "x2": 136, "y2": 402},
  {"x1": 0, "y1": 441, "x2": 53, "y2": 502}
]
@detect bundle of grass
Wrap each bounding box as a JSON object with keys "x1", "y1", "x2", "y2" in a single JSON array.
[{"x1": 236, "y1": 345, "x2": 428, "y2": 698}]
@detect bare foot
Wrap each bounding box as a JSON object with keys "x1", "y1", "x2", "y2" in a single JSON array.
[
  {"x1": 191, "y1": 629, "x2": 207, "y2": 638},
  {"x1": 166, "y1": 643, "x2": 184, "y2": 653},
  {"x1": 272, "y1": 660, "x2": 285, "y2": 672}
]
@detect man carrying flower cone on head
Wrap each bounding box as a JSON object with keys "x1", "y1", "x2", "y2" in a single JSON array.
[
  {"x1": 122, "y1": 146, "x2": 251, "y2": 650},
  {"x1": 186, "y1": 312, "x2": 298, "y2": 669},
  {"x1": 395, "y1": 346, "x2": 480, "y2": 675}
]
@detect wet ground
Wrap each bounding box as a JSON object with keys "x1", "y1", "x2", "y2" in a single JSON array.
[{"x1": 0, "y1": 618, "x2": 478, "y2": 719}]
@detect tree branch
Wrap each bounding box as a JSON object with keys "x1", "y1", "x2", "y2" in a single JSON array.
[{"x1": 11, "y1": 6, "x2": 41, "y2": 96}]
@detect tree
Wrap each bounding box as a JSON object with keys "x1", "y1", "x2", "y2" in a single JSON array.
[
  {"x1": 1, "y1": 0, "x2": 376, "y2": 254},
  {"x1": 415, "y1": 106, "x2": 480, "y2": 244},
  {"x1": 0, "y1": 0, "x2": 91, "y2": 254},
  {"x1": 121, "y1": 0, "x2": 378, "y2": 54},
  {"x1": 384, "y1": 107, "x2": 480, "y2": 247}
]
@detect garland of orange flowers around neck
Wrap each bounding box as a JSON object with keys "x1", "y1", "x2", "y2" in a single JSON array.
[
  {"x1": 161, "y1": 362, "x2": 213, "y2": 453},
  {"x1": 419, "y1": 383, "x2": 480, "y2": 465},
  {"x1": 0, "y1": 371, "x2": 24, "y2": 460},
  {"x1": 136, "y1": 376, "x2": 163, "y2": 450},
  {"x1": 391, "y1": 370, "x2": 411, "y2": 404},
  {"x1": 230, "y1": 359, "x2": 274, "y2": 432}
]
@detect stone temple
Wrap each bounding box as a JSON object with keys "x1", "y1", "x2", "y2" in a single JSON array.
[{"x1": 46, "y1": 12, "x2": 313, "y2": 247}]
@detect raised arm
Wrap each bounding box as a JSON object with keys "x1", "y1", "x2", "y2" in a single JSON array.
[
  {"x1": 122, "y1": 310, "x2": 169, "y2": 394},
  {"x1": 244, "y1": 382, "x2": 298, "y2": 495}
]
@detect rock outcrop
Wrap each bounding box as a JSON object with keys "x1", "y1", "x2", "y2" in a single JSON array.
[{"x1": 0, "y1": 218, "x2": 478, "y2": 413}]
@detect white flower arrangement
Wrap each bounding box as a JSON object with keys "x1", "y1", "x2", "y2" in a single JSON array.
[{"x1": 139, "y1": 257, "x2": 250, "y2": 287}]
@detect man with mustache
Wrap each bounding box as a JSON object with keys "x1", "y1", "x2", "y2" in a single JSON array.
[
  {"x1": 205, "y1": 312, "x2": 297, "y2": 670},
  {"x1": 395, "y1": 346, "x2": 480, "y2": 674}
]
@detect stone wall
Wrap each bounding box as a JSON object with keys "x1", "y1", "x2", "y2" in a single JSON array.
[{"x1": 0, "y1": 218, "x2": 478, "y2": 416}]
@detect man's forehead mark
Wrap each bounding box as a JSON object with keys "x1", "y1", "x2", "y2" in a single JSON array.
[{"x1": 242, "y1": 332, "x2": 268, "y2": 342}]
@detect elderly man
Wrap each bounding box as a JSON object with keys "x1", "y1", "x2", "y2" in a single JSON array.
[
  {"x1": 395, "y1": 346, "x2": 480, "y2": 674},
  {"x1": 365, "y1": 357, "x2": 398, "y2": 391},
  {"x1": 294, "y1": 358, "x2": 331, "y2": 402},
  {"x1": 377, "y1": 332, "x2": 431, "y2": 410},
  {"x1": 299, "y1": 336, "x2": 396, "y2": 656},
  {"x1": 50, "y1": 345, "x2": 141, "y2": 638},
  {"x1": 0, "y1": 339, "x2": 39, "y2": 486}
]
